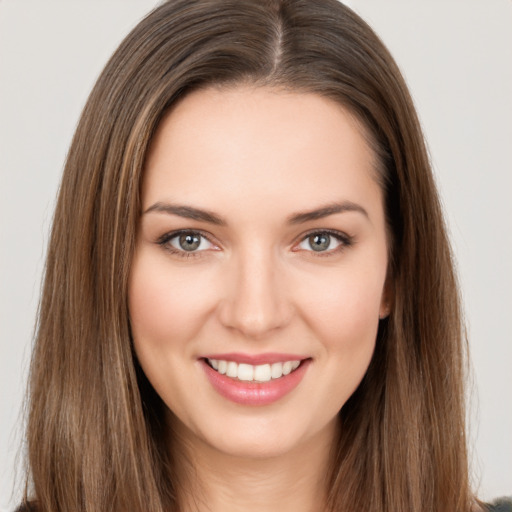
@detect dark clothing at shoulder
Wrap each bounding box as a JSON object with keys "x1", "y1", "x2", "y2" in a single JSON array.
[
  {"x1": 14, "y1": 504, "x2": 36, "y2": 512},
  {"x1": 488, "y1": 497, "x2": 512, "y2": 512}
]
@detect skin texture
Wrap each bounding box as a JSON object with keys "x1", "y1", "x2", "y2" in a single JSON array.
[{"x1": 129, "y1": 86, "x2": 391, "y2": 511}]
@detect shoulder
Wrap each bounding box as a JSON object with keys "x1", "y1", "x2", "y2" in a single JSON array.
[
  {"x1": 485, "y1": 497, "x2": 512, "y2": 512},
  {"x1": 14, "y1": 503, "x2": 37, "y2": 512}
]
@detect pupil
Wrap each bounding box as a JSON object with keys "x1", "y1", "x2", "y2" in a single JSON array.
[
  {"x1": 310, "y1": 234, "x2": 330, "y2": 251},
  {"x1": 179, "y1": 233, "x2": 200, "y2": 251}
]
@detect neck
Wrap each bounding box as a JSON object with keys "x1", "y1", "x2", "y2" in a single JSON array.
[{"x1": 169, "y1": 416, "x2": 338, "y2": 512}]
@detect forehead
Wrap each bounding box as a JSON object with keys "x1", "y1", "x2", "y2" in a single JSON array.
[{"x1": 142, "y1": 86, "x2": 382, "y2": 221}]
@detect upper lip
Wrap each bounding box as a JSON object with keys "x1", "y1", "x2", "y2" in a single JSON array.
[{"x1": 201, "y1": 352, "x2": 309, "y2": 365}]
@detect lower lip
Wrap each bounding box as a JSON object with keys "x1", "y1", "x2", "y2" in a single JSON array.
[{"x1": 201, "y1": 359, "x2": 311, "y2": 406}]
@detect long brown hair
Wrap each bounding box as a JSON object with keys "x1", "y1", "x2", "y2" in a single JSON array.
[{"x1": 24, "y1": 1, "x2": 473, "y2": 511}]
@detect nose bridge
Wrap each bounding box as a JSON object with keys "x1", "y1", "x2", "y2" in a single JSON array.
[{"x1": 219, "y1": 242, "x2": 291, "y2": 337}]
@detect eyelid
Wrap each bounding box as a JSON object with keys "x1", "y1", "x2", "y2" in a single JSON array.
[
  {"x1": 156, "y1": 229, "x2": 220, "y2": 257},
  {"x1": 155, "y1": 228, "x2": 353, "y2": 258},
  {"x1": 292, "y1": 228, "x2": 353, "y2": 254}
]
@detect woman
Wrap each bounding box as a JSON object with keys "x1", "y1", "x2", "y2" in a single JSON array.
[{"x1": 19, "y1": 0, "x2": 510, "y2": 511}]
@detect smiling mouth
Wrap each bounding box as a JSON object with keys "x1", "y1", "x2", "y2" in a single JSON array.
[{"x1": 205, "y1": 358, "x2": 303, "y2": 382}]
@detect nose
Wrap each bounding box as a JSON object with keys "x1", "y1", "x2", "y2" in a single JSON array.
[{"x1": 217, "y1": 246, "x2": 293, "y2": 339}]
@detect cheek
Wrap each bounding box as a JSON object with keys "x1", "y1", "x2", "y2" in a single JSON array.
[
  {"x1": 289, "y1": 264, "x2": 386, "y2": 423},
  {"x1": 298, "y1": 264, "x2": 385, "y2": 353},
  {"x1": 128, "y1": 252, "x2": 214, "y2": 352},
  {"x1": 128, "y1": 251, "x2": 221, "y2": 414}
]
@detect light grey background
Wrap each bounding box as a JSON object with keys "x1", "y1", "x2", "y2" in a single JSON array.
[{"x1": 1, "y1": 1, "x2": 510, "y2": 510}]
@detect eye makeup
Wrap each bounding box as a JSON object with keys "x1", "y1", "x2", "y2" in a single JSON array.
[{"x1": 155, "y1": 228, "x2": 354, "y2": 259}]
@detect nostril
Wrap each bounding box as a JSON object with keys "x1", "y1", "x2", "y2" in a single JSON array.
[{"x1": 216, "y1": 294, "x2": 294, "y2": 338}]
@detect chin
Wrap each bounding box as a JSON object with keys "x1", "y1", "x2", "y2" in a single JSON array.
[{"x1": 170, "y1": 407, "x2": 338, "y2": 462}]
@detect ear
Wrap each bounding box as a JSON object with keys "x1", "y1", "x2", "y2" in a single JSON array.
[{"x1": 379, "y1": 274, "x2": 394, "y2": 320}]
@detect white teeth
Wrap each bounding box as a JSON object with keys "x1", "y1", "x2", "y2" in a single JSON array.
[
  {"x1": 218, "y1": 360, "x2": 227, "y2": 375},
  {"x1": 207, "y1": 359, "x2": 301, "y2": 381},
  {"x1": 271, "y1": 362, "x2": 283, "y2": 379},
  {"x1": 253, "y1": 364, "x2": 271, "y2": 382},
  {"x1": 226, "y1": 361, "x2": 237, "y2": 378},
  {"x1": 237, "y1": 363, "x2": 254, "y2": 381}
]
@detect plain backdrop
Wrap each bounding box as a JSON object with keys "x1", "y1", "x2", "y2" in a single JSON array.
[{"x1": 0, "y1": 1, "x2": 510, "y2": 510}]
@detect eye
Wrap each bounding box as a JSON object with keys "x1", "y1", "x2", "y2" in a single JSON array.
[
  {"x1": 158, "y1": 230, "x2": 216, "y2": 255},
  {"x1": 296, "y1": 230, "x2": 352, "y2": 253}
]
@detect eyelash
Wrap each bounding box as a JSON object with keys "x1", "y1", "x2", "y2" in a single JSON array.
[
  {"x1": 296, "y1": 228, "x2": 354, "y2": 257},
  {"x1": 156, "y1": 229, "x2": 354, "y2": 259},
  {"x1": 156, "y1": 229, "x2": 217, "y2": 259}
]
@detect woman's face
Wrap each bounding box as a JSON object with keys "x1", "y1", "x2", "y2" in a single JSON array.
[{"x1": 129, "y1": 86, "x2": 390, "y2": 459}]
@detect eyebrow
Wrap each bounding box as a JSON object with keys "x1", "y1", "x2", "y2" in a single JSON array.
[
  {"x1": 287, "y1": 201, "x2": 369, "y2": 224},
  {"x1": 143, "y1": 200, "x2": 368, "y2": 226},
  {"x1": 144, "y1": 202, "x2": 227, "y2": 225}
]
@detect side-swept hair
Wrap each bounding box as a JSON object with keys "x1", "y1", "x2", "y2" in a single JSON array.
[{"x1": 24, "y1": 1, "x2": 471, "y2": 511}]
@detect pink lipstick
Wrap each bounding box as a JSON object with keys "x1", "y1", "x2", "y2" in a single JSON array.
[{"x1": 200, "y1": 354, "x2": 311, "y2": 406}]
